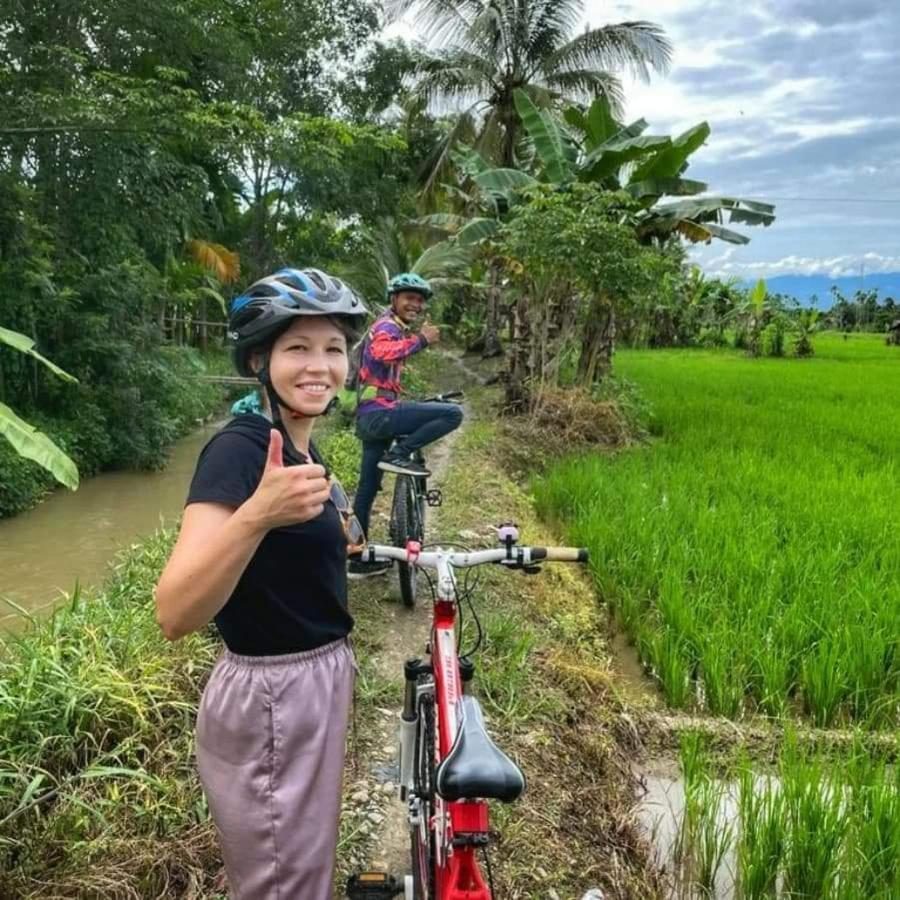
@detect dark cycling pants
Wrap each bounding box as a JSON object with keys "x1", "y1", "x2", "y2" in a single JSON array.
[{"x1": 352, "y1": 401, "x2": 463, "y2": 539}]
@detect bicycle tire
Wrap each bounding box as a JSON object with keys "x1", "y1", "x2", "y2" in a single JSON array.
[
  {"x1": 390, "y1": 476, "x2": 424, "y2": 608},
  {"x1": 410, "y1": 690, "x2": 436, "y2": 899}
]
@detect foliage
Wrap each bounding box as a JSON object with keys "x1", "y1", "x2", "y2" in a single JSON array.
[
  {"x1": 0, "y1": 327, "x2": 79, "y2": 489},
  {"x1": 0, "y1": 531, "x2": 221, "y2": 895},
  {"x1": 513, "y1": 90, "x2": 776, "y2": 246},
  {"x1": 386, "y1": 0, "x2": 671, "y2": 187},
  {"x1": 0, "y1": 0, "x2": 426, "y2": 515},
  {"x1": 496, "y1": 182, "x2": 680, "y2": 398}
]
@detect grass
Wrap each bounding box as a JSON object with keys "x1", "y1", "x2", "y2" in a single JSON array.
[
  {"x1": 535, "y1": 333, "x2": 900, "y2": 729},
  {"x1": 0, "y1": 531, "x2": 223, "y2": 898},
  {"x1": 665, "y1": 734, "x2": 899, "y2": 899}
]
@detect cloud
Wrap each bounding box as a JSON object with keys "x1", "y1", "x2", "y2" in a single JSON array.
[
  {"x1": 705, "y1": 252, "x2": 900, "y2": 279},
  {"x1": 388, "y1": 1, "x2": 900, "y2": 276}
]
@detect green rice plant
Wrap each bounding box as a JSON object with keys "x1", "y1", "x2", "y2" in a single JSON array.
[
  {"x1": 781, "y1": 754, "x2": 845, "y2": 898},
  {"x1": 675, "y1": 733, "x2": 734, "y2": 898},
  {"x1": 751, "y1": 642, "x2": 793, "y2": 718},
  {"x1": 841, "y1": 754, "x2": 900, "y2": 898},
  {"x1": 801, "y1": 638, "x2": 850, "y2": 727},
  {"x1": 646, "y1": 628, "x2": 692, "y2": 708},
  {"x1": 534, "y1": 334, "x2": 900, "y2": 729},
  {"x1": 736, "y1": 762, "x2": 785, "y2": 899},
  {"x1": 699, "y1": 631, "x2": 746, "y2": 718}
]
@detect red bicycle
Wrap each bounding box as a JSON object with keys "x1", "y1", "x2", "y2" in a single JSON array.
[{"x1": 348, "y1": 525, "x2": 588, "y2": 899}]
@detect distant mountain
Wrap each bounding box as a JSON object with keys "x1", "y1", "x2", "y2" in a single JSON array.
[{"x1": 736, "y1": 272, "x2": 900, "y2": 308}]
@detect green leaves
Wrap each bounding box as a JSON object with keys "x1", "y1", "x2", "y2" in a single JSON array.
[
  {"x1": 513, "y1": 89, "x2": 576, "y2": 184},
  {"x1": 0, "y1": 327, "x2": 77, "y2": 384},
  {"x1": 0, "y1": 403, "x2": 79, "y2": 491},
  {"x1": 631, "y1": 121, "x2": 711, "y2": 182}
]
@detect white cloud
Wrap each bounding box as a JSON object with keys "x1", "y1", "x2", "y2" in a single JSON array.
[{"x1": 706, "y1": 252, "x2": 900, "y2": 279}]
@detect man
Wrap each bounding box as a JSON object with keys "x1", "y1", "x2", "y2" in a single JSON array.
[{"x1": 349, "y1": 273, "x2": 463, "y2": 577}]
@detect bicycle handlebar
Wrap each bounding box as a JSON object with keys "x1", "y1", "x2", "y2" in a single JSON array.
[
  {"x1": 363, "y1": 543, "x2": 588, "y2": 568},
  {"x1": 421, "y1": 390, "x2": 464, "y2": 404}
]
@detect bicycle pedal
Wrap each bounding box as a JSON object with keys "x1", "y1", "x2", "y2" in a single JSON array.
[
  {"x1": 346, "y1": 871, "x2": 404, "y2": 899},
  {"x1": 426, "y1": 488, "x2": 443, "y2": 507}
]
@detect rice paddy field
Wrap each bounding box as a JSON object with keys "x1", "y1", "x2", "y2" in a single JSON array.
[
  {"x1": 535, "y1": 333, "x2": 899, "y2": 729},
  {"x1": 535, "y1": 333, "x2": 900, "y2": 895}
]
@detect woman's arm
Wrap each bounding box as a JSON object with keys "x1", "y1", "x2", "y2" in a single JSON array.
[
  {"x1": 155, "y1": 428, "x2": 331, "y2": 641},
  {"x1": 154, "y1": 501, "x2": 268, "y2": 641}
]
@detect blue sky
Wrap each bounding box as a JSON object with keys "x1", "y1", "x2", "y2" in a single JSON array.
[{"x1": 386, "y1": 1, "x2": 900, "y2": 279}]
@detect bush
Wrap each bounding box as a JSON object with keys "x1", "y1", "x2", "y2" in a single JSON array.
[
  {"x1": 697, "y1": 328, "x2": 728, "y2": 348},
  {"x1": 0, "y1": 349, "x2": 225, "y2": 517},
  {"x1": 762, "y1": 321, "x2": 786, "y2": 357}
]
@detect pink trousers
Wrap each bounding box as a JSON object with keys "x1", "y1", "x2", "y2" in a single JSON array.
[{"x1": 196, "y1": 639, "x2": 356, "y2": 899}]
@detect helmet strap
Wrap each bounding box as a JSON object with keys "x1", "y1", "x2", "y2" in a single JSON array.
[{"x1": 256, "y1": 357, "x2": 337, "y2": 464}]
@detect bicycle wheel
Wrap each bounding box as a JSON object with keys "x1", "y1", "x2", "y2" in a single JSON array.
[
  {"x1": 390, "y1": 476, "x2": 424, "y2": 608},
  {"x1": 410, "y1": 690, "x2": 436, "y2": 899}
]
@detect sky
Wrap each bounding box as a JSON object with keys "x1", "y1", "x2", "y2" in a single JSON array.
[{"x1": 383, "y1": 1, "x2": 900, "y2": 280}]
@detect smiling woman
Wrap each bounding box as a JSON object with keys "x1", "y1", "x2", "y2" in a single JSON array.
[{"x1": 153, "y1": 267, "x2": 371, "y2": 900}]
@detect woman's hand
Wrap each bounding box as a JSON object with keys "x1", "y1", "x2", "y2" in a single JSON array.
[{"x1": 245, "y1": 429, "x2": 331, "y2": 530}]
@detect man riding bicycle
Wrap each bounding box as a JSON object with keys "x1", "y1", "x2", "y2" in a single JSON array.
[{"x1": 349, "y1": 273, "x2": 463, "y2": 578}]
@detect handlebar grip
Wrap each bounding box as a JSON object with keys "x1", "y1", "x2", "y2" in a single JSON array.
[{"x1": 532, "y1": 547, "x2": 589, "y2": 563}]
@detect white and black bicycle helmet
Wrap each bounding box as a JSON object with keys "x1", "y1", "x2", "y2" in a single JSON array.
[{"x1": 230, "y1": 267, "x2": 367, "y2": 377}]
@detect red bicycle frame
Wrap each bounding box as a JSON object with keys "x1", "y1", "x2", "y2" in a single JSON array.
[
  {"x1": 368, "y1": 539, "x2": 588, "y2": 900},
  {"x1": 430, "y1": 596, "x2": 492, "y2": 899}
]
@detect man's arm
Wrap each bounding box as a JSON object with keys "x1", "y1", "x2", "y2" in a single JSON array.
[{"x1": 367, "y1": 321, "x2": 428, "y2": 362}]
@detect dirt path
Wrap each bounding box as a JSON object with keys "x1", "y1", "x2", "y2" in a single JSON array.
[
  {"x1": 363, "y1": 409, "x2": 462, "y2": 879},
  {"x1": 339, "y1": 352, "x2": 660, "y2": 899},
  {"x1": 340, "y1": 352, "x2": 477, "y2": 885}
]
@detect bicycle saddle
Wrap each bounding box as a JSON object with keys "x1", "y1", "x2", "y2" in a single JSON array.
[{"x1": 435, "y1": 695, "x2": 525, "y2": 802}]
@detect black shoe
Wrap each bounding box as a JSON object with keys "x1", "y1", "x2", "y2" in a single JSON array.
[
  {"x1": 348, "y1": 559, "x2": 392, "y2": 579},
  {"x1": 377, "y1": 453, "x2": 430, "y2": 476}
]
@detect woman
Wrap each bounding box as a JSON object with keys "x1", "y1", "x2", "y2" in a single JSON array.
[{"x1": 155, "y1": 268, "x2": 368, "y2": 899}]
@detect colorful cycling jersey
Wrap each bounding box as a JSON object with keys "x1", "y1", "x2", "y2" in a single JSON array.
[{"x1": 357, "y1": 310, "x2": 427, "y2": 416}]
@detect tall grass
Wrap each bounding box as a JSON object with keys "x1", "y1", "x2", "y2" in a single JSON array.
[
  {"x1": 535, "y1": 334, "x2": 900, "y2": 728},
  {"x1": 0, "y1": 531, "x2": 221, "y2": 897}
]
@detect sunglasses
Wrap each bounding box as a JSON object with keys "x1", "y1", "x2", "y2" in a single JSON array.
[{"x1": 329, "y1": 478, "x2": 366, "y2": 555}]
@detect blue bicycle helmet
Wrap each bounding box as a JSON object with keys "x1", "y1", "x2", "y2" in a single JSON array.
[
  {"x1": 230, "y1": 267, "x2": 367, "y2": 377},
  {"x1": 386, "y1": 272, "x2": 433, "y2": 301}
]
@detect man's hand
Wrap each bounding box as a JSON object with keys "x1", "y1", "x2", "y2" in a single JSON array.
[
  {"x1": 421, "y1": 322, "x2": 440, "y2": 345},
  {"x1": 245, "y1": 430, "x2": 330, "y2": 530}
]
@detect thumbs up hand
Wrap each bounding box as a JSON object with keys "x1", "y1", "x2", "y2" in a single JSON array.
[{"x1": 245, "y1": 430, "x2": 330, "y2": 530}]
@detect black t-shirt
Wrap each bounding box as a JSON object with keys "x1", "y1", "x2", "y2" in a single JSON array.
[{"x1": 185, "y1": 414, "x2": 352, "y2": 655}]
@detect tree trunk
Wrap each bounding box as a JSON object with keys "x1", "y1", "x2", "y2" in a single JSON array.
[
  {"x1": 576, "y1": 296, "x2": 616, "y2": 385},
  {"x1": 199, "y1": 296, "x2": 208, "y2": 353},
  {"x1": 504, "y1": 293, "x2": 532, "y2": 412},
  {"x1": 481, "y1": 258, "x2": 504, "y2": 358}
]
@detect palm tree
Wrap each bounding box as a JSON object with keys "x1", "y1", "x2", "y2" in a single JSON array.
[
  {"x1": 387, "y1": 0, "x2": 671, "y2": 186},
  {"x1": 340, "y1": 216, "x2": 475, "y2": 308}
]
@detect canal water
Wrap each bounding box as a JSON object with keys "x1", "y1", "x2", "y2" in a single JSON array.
[{"x1": 0, "y1": 418, "x2": 224, "y2": 627}]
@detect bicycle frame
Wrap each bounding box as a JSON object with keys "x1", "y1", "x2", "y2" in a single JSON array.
[
  {"x1": 429, "y1": 557, "x2": 491, "y2": 898},
  {"x1": 366, "y1": 541, "x2": 587, "y2": 900}
]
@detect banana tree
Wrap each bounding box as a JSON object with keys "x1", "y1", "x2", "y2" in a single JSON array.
[
  {"x1": 509, "y1": 89, "x2": 776, "y2": 245},
  {"x1": 793, "y1": 307, "x2": 820, "y2": 357},
  {"x1": 0, "y1": 327, "x2": 79, "y2": 490},
  {"x1": 340, "y1": 216, "x2": 475, "y2": 309},
  {"x1": 413, "y1": 146, "x2": 517, "y2": 354}
]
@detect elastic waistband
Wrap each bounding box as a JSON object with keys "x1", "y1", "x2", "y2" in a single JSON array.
[{"x1": 221, "y1": 637, "x2": 349, "y2": 668}]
